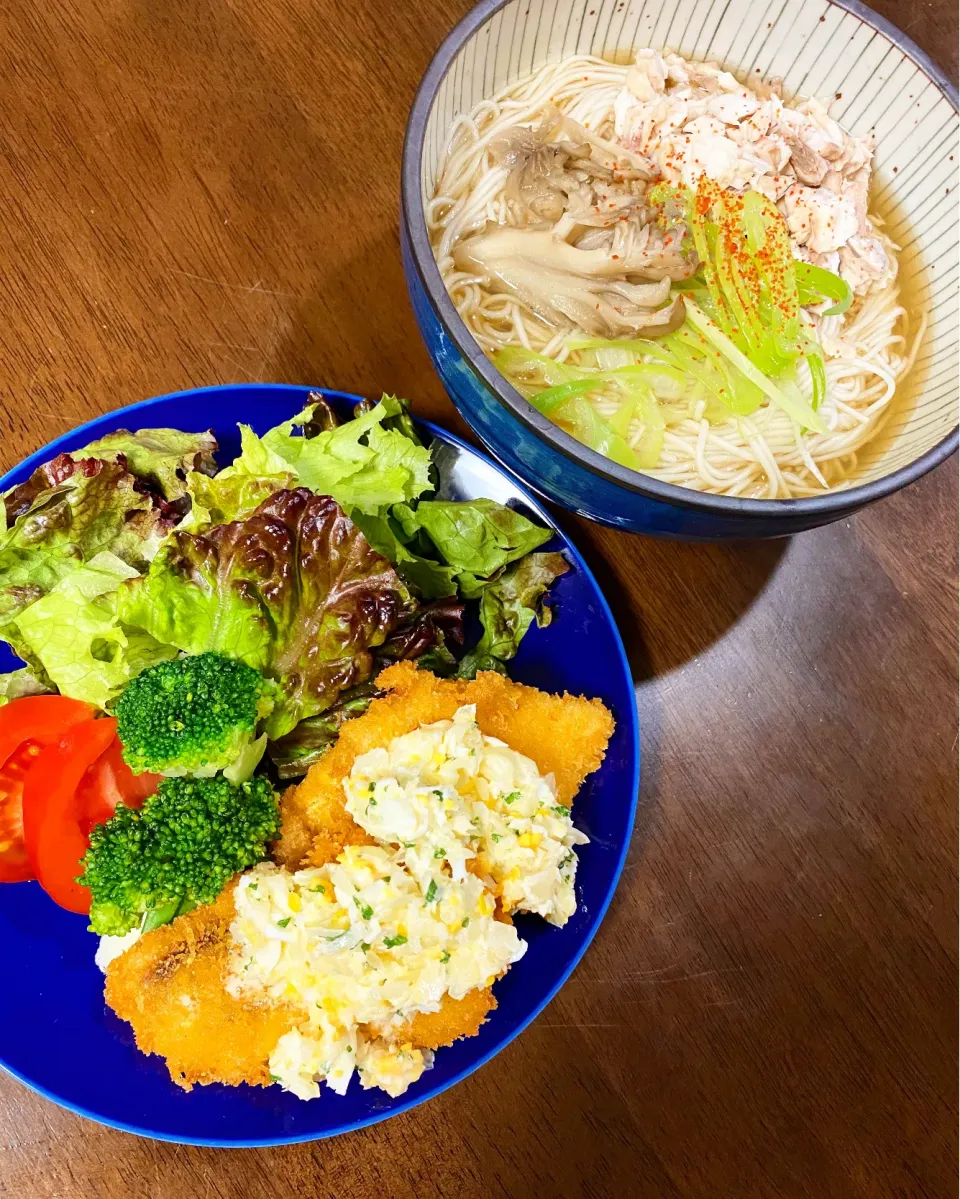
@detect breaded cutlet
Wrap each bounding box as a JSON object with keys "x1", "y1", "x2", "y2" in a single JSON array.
[
  {"x1": 105, "y1": 662, "x2": 614, "y2": 1089},
  {"x1": 104, "y1": 888, "x2": 304, "y2": 1090},
  {"x1": 273, "y1": 660, "x2": 615, "y2": 870}
]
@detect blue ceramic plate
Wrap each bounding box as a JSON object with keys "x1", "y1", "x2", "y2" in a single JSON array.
[{"x1": 0, "y1": 384, "x2": 638, "y2": 1146}]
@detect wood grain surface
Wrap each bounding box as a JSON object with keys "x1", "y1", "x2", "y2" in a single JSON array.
[{"x1": 0, "y1": 2, "x2": 956, "y2": 1196}]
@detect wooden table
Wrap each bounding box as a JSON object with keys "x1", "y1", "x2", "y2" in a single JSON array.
[{"x1": 0, "y1": 2, "x2": 955, "y2": 1195}]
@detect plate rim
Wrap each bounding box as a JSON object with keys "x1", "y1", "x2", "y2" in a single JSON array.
[{"x1": 0, "y1": 381, "x2": 641, "y2": 1147}]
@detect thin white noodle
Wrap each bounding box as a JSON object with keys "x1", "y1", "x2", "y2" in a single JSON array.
[{"x1": 427, "y1": 54, "x2": 925, "y2": 498}]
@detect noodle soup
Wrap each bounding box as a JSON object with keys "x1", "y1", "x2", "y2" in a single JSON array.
[{"x1": 428, "y1": 50, "x2": 924, "y2": 500}]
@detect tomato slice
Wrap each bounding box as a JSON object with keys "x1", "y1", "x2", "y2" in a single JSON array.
[
  {"x1": 0, "y1": 696, "x2": 95, "y2": 884},
  {"x1": 77, "y1": 737, "x2": 160, "y2": 832},
  {"x1": 22, "y1": 718, "x2": 118, "y2": 914},
  {"x1": 0, "y1": 696, "x2": 95, "y2": 768},
  {"x1": 0, "y1": 741, "x2": 44, "y2": 882}
]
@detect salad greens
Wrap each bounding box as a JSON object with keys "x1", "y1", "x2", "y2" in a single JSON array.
[
  {"x1": 0, "y1": 456, "x2": 177, "y2": 670},
  {"x1": 0, "y1": 394, "x2": 568, "y2": 778},
  {"x1": 74, "y1": 428, "x2": 218, "y2": 502},
  {"x1": 117, "y1": 489, "x2": 417, "y2": 740},
  {"x1": 209, "y1": 396, "x2": 433, "y2": 517},
  {"x1": 458, "y1": 552, "x2": 569, "y2": 679},
  {"x1": 496, "y1": 174, "x2": 855, "y2": 469},
  {"x1": 413, "y1": 498, "x2": 551, "y2": 587},
  {"x1": 13, "y1": 551, "x2": 174, "y2": 708}
]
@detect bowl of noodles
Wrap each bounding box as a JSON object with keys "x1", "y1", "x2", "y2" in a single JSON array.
[{"x1": 401, "y1": 0, "x2": 958, "y2": 537}]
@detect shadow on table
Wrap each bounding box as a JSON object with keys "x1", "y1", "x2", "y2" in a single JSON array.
[
  {"x1": 564, "y1": 524, "x2": 788, "y2": 825},
  {"x1": 566, "y1": 524, "x2": 788, "y2": 683}
]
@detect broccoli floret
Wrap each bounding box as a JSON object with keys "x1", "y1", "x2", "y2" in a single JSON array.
[
  {"x1": 116, "y1": 653, "x2": 268, "y2": 777},
  {"x1": 79, "y1": 774, "x2": 280, "y2": 936}
]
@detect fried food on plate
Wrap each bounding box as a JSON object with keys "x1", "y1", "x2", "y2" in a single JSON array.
[
  {"x1": 105, "y1": 662, "x2": 614, "y2": 1092},
  {"x1": 277, "y1": 660, "x2": 615, "y2": 869},
  {"x1": 104, "y1": 888, "x2": 304, "y2": 1090}
]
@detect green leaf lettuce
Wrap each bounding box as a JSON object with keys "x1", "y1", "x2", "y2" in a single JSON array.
[{"x1": 117, "y1": 489, "x2": 417, "y2": 738}]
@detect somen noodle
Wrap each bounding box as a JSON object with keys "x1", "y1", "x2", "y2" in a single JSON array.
[{"x1": 428, "y1": 53, "x2": 924, "y2": 499}]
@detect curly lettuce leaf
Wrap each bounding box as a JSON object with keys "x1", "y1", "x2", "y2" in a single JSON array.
[
  {"x1": 74, "y1": 429, "x2": 218, "y2": 501},
  {"x1": 230, "y1": 397, "x2": 433, "y2": 516},
  {"x1": 0, "y1": 668, "x2": 52, "y2": 705},
  {"x1": 0, "y1": 457, "x2": 175, "y2": 664},
  {"x1": 411, "y1": 499, "x2": 553, "y2": 589},
  {"x1": 13, "y1": 552, "x2": 176, "y2": 707},
  {"x1": 267, "y1": 682, "x2": 380, "y2": 779},
  {"x1": 266, "y1": 599, "x2": 463, "y2": 778},
  {"x1": 116, "y1": 489, "x2": 416, "y2": 738},
  {"x1": 458, "y1": 552, "x2": 569, "y2": 679},
  {"x1": 182, "y1": 467, "x2": 296, "y2": 535},
  {"x1": 351, "y1": 511, "x2": 458, "y2": 600}
]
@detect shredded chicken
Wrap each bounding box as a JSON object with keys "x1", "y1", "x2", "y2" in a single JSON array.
[{"x1": 612, "y1": 50, "x2": 892, "y2": 293}]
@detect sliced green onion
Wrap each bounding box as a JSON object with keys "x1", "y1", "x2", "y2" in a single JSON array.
[
  {"x1": 494, "y1": 347, "x2": 585, "y2": 390},
  {"x1": 684, "y1": 299, "x2": 828, "y2": 433},
  {"x1": 795, "y1": 261, "x2": 854, "y2": 316},
  {"x1": 528, "y1": 389, "x2": 641, "y2": 471},
  {"x1": 523, "y1": 378, "x2": 603, "y2": 412}
]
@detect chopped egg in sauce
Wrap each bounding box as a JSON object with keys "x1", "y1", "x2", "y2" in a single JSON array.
[{"x1": 228, "y1": 705, "x2": 588, "y2": 1101}]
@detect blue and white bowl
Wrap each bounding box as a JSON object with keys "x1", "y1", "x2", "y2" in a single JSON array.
[{"x1": 401, "y1": 0, "x2": 958, "y2": 538}]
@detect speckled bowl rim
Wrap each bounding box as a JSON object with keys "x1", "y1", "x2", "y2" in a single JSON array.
[{"x1": 401, "y1": 0, "x2": 958, "y2": 519}]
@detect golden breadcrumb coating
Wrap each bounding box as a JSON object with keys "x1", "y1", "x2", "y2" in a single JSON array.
[
  {"x1": 284, "y1": 661, "x2": 615, "y2": 870},
  {"x1": 105, "y1": 661, "x2": 614, "y2": 1090},
  {"x1": 104, "y1": 888, "x2": 304, "y2": 1090}
]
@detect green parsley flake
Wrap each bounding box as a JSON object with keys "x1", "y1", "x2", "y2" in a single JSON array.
[
  {"x1": 354, "y1": 897, "x2": 374, "y2": 920},
  {"x1": 383, "y1": 934, "x2": 408, "y2": 949},
  {"x1": 461, "y1": 917, "x2": 470, "y2": 927},
  {"x1": 491, "y1": 833, "x2": 502, "y2": 843},
  {"x1": 425, "y1": 880, "x2": 438, "y2": 903},
  {"x1": 277, "y1": 917, "x2": 291, "y2": 928},
  {"x1": 440, "y1": 950, "x2": 451, "y2": 964},
  {"x1": 310, "y1": 884, "x2": 325, "y2": 894},
  {"x1": 434, "y1": 847, "x2": 446, "y2": 859},
  {"x1": 504, "y1": 791, "x2": 520, "y2": 804},
  {"x1": 552, "y1": 805, "x2": 571, "y2": 818},
  {"x1": 269, "y1": 1074, "x2": 281, "y2": 1083},
  {"x1": 360, "y1": 942, "x2": 371, "y2": 952}
]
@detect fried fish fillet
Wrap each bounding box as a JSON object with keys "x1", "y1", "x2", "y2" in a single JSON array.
[
  {"x1": 105, "y1": 661, "x2": 614, "y2": 1088},
  {"x1": 104, "y1": 888, "x2": 304, "y2": 1090},
  {"x1": 274, "y1": 660, "x2": 616, "y2": 870}
]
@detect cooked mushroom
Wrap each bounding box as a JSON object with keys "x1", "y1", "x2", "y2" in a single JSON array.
[
  {"x1": 491, "y1": 105, "x2": 655, "y2": 224},
  {"x1": 452, "y1": 224, "x2": 689, "y2": 337}
]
